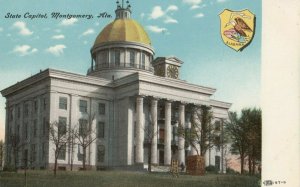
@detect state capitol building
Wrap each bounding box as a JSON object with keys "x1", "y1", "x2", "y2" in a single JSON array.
[{"x1": 1, "y1": 2, "x2": 231, "y2": 172}]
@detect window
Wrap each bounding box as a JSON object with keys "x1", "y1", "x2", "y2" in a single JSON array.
[
  {"x1": 42, "y1": 143, "x2": 46, "y2": 160},
  {"x1": 99, "y1": 103, "x2": 105, "y2": 115},
  {"x1": 34, "y1": 100, "x2": 38, "y2": 113},
  {"x1": 78, "y1": 144, "x2": 83, "y2": 161},
  {"x1": 79, "y1": 119, "x2": 88, "y2": 136},
  {"x1": 215, "y1": 121, "x2": 221, "y2": 131},
  {"x1": 31, "y1": 144, "x2": 36, "y2": 162},
  {"x1": 134, "y1": 122, "x2": 136, "y2": 138},
  {"x1": 17, "y1": 106, "x2": 20, "y2": 119},
  {"x1": 33, "y1": 119, "x2": 37, "y2": 137},
  {"x1": 79, "y1": 100, "x2": 87, "y2": 113},
  {"x1": 141, "y1": 53, "x2": 146, "y2": 68},
  {"x1": 97, "y1": 122, "x2": 105, "y2": 138},
  {"x1": 100, "y1": 51, "x2": 108, "y2": 65},
  {"x1": 59, "y1": 97, "x2": 68, "y2": 110},
  {"x1": 42, "y1": 117, "x2": 47, "y2": 135},
  {"x1": 58, "y1": 145, "x2": 66, "y2": 160},
  {"x1": 24, "y1": 104, "x2": 29, "y2": 117},
  {"x1": 129, "y1": 51, "x2": 135, "y2": 66},
  {"x1": 110, "y1": 50, "x2": 115, "y2": 64},
  {"x1": 17, "y1": 124, "x2": 20, "y2": 137},
  {"x1": 97, "y1": 145, "x2": 105, "y2": 162},
  {"x1": 9, "y1": 108, "x2": 13, "y2": 121},
  {"x1": 24, "y1": 122, "x2": 28, "y2": 139},
  {"x1": 23, "y1": 150, "x2": 28, "y2": 167},
  {"x1": 215, "y1": 156, "x2": 220, "y2": 171},
  {"x1": 58, "y1": 117, "x2": 67, "y2": 136},
  {"x1": 115, "y1": 50, "x2": 120, "y2": 66},
  {"x1": 215, "y1": 136, "x2": 221, "y2": 151},
  {"x1": 43, "y1": 98, "x2": 47, "y2": 110}
]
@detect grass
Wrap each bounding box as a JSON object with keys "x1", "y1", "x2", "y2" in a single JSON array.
[{"x1": 0, "y1": 170, "x2": 260, "y2": 187}]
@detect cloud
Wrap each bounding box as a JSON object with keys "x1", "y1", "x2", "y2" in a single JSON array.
[
  {"x1": 194, "y1": 13, "x2": 204, "y2": 18},
  {"x1": 149, "y1": 6, "x2": 165, "y2": 19},
  {"x1": 149, "y1": 5, "x2": 178, "y2": 24},
  {"x1": 183, "y1": 0, "x2": 202, "y2": 5},
  {"x1": 13, "y1": 21, "x2": 33, "y2": 36},
  {"x1": 191, "y1": 4, "x2": 206, "y2": 9},
  {"x1": 166, "y1": 5, "x2": 179, "y2": 12},
  {"x1": 52, "y1": 34, "x2": 65, "y2": 40},
  {"x1": 46, "y1": 44, "x2": 66, "y2": 56},
  {"x1": 183, "y1": 0, "x2": 205, "y2": 9},
  {"x1": 164, "y1": 16, "x2": 178, "y2": 24},
  {"x1": 60, "y1": 18, "x2": 78, "y2": 26},
  {"x1": 13, "y1": 45, "x2": 38, "y2": 56},
  {"x1": 147, "y1": 25, "x2": 168, "y2": 33},
  {"x1": 217, "y1": 0, "x2": 227, "y2": 2},
  {"x1": 81, "y1": 29, "x2": 95, "y2": 36}
]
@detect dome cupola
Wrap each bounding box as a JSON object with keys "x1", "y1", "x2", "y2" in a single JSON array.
[{"x1": 88, "y1": 1, "x2": 155, "y2": 80}]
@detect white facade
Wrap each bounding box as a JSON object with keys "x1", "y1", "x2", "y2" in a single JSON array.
[{"x1": 1, "y1": 4, "x2": 231, "y2": 172}]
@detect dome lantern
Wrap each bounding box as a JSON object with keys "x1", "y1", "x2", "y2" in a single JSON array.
[{"x1": 115, "y1": 0, "x2": 131, "y2": 19}]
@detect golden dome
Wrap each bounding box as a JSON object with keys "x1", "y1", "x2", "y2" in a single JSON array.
[{"x1": 94, "y1": 19, "x2": 151, "y2": 47}]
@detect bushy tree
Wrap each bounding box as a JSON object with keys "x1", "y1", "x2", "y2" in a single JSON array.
[{"x1": 225, "y1": 108, "x2": 261, "y2": 175}]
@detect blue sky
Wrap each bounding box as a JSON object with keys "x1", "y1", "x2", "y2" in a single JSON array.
[{"x1": 0, "y1": 0, "x2": 261, "y2": 140}]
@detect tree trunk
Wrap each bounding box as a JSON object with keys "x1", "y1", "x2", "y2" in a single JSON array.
[
  {"x1": 252, "y1": 158, "x2": 256, "y2": 175},
  {"x1": 14, "y1": 148, "x2": 18, "y2": 172},
  {"x1": 54, "y1": 154, "x2": 58, "y2": 177},
  {"x1": 148, "y1": 145, "x2": 152, "y2": 172},
  {"x1": 83, "y1": 147, "x2": 86, "y2": 170},
  {"x1": 70, "y1": 141, "x2": 74, "y2": 171},
  {"x1": 248, "y1": 156, "x2": 252, "y2": 175},
  {"x1": 240, "y1": 153, "x2": 244, "y2": 174}
]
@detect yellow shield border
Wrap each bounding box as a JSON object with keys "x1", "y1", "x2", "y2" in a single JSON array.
[{"x1": 219, "y1": 9, "x2": 256, "y2": 51}]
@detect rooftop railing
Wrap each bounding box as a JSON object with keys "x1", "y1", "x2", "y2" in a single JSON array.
[{"x1": 87, "y1": 62, "x2": 154, "y2": 74}]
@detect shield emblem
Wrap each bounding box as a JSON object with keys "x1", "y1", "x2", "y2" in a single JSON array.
[{"x1": 219, "y1": 9, "x2": 255, "y2": 51}]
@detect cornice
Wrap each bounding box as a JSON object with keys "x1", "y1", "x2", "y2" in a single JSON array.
[
  {"x1": 1, "y1": 69, "x2": 114, "y2": 97},
  {"x1": 210, "y1": 99, "x2": 232, "y2": 109},
  {"x1": 114, "y1": 72, "x2": 216, "y2": 96}
]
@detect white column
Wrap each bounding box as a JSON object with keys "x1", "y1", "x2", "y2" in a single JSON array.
[
  {"x1": 164, "y1": 100, "x2": 171, "y2": 165},
  {"x1": 178, "y1": 104, "x2": 185, "y2": 165},
  {"x1": 135, "y1": 96, "x2": 144, "y2": 163},
  {"x1": 190, "y1": 110, "x2": 199, "y2": 156},
  {"x1": 151, "y1": 98, "x2": 158, "y2": 165}
]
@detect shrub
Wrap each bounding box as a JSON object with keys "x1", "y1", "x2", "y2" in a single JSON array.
[
  {"x1": 226, "y1": 167, "x2": 239, "y2": 175},
  {"x1": 205, "y1": 165, "x2": 218, "y2": 174},
  {"x1": 3, "y1": 165, "x2": 17, "y2": 172}
]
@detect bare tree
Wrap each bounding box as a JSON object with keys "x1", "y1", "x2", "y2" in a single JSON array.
[
  {"x1": 188, "y1": 105, "x2": 214, "y2": 156},
  {"x1": 68, "y1": 126, "x2": 77, "y2": 171},
  {"x1": 74, "y1": 113, "x2": 97, "y2": 170},
  {"x1": 144, "y1": 115, "x2": 158, "y2": 173},
  {"x1": 48, "y1": 121, "x2": 70, "y2": 176}
]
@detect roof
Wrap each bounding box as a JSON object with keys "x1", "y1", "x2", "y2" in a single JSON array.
[{"x1": 93, "y1": 19, "x2": 151, "y2": 47}]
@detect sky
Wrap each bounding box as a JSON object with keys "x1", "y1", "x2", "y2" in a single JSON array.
[{"x1": 0, "y1": 0, "x2": 261, "y2": 141}]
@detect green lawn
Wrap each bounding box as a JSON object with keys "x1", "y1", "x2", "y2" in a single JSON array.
[{"x1": 0, "y1": 170, "x2": 260, "y2": 187}]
